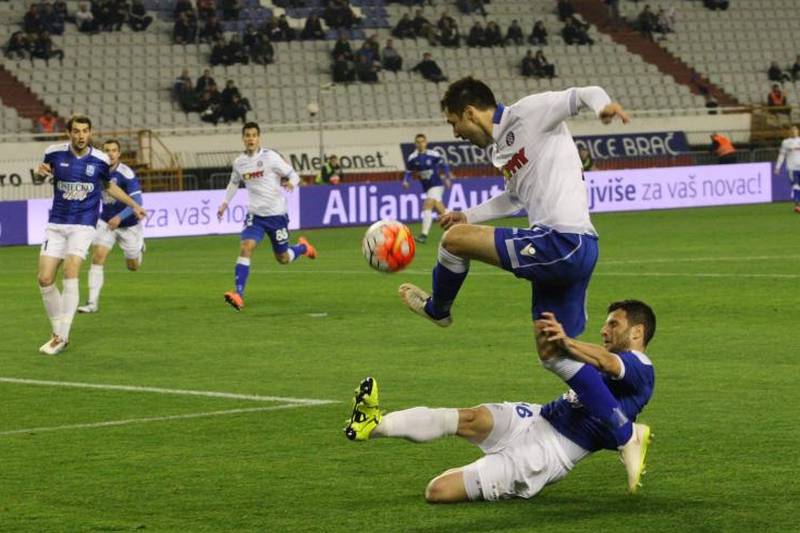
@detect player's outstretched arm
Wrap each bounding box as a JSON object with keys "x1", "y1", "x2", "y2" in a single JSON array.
[
  {"x1": 104, "y1": 181, "x2": 146, "y2": 220},
  {"x1": 36, "y1": 163, "x2": 53, "y2": 178},
  {"x1": 453, "y1": 191, "x2": 523, "y2": 228},
  {"x1": 536, "y1": 312, "x2": 623, "y2": 377}
]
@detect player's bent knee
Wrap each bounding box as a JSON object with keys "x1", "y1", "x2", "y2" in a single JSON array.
[
  {"x1": 424, "y1": 472, "x2": 467, "y2": 504},
  {"x1": 126, "y1": 261, "x2": 139, "y2": 271},
  {"x1": 37, "y1": 273, "x2": 55, "y2": 287},
  {"x1": 275, "y1": 252, "x2": 291, "y2": 264}
]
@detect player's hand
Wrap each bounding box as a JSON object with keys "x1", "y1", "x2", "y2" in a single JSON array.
[
  {"x1": 536, "y1": 312, "x2": 569, "y2": 345},
  {"x1": 217, "y1": 202, "x2": 228, "y2": 222},
  {"x1": 108, "y1": 215, "x2": 122, "y2": 229},
  {"x1": 132, "y1": 206, "x2": 146, "y2": 221},
  {"x1": 439, "y1": 211, "x2": 466, "y2": 230},
  {"x1": 36, "y1": 163, "x2": 53, "y2": 178},
  {"x1": 599, "y1": 102, "x2": 630, "y2": 125}
]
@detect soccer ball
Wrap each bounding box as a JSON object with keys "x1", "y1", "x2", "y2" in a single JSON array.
[{"x1": 362, "y1": 220, "x2": 415, "y2": 273}]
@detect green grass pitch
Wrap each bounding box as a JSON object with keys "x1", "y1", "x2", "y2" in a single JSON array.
[{"x1": 0, "y1": 203, "x2": 798, "y2": 532}]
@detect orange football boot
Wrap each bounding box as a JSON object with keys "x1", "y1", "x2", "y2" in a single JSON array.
[
  {"x1": 298, "y1": 236, "x2": 317, "y2": 259},
  {"x1": 224, "y1": 291, "x2": 244, "y2": 311}
]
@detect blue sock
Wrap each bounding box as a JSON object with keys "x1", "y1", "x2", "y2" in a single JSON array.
[
  {"x1": 793, "y1": 189, "x2": 800, "y2": 203},
  {"x1": 567, "y1": 365, "x2": 633, "y2": 447},
  {"x1": 425, "y1": 262, "x2": 468, "y2": 319},
  {"x1": 235, "y1": 256, "x2": 250, "y2": 295},
  {"x1": 288, "y1": 244, "x2": 307, "y2": 262}
]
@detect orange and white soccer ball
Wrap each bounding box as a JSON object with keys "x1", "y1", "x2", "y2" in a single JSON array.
[{"x1": 362, "y1": 220, "x2": 415, "y2": 273}]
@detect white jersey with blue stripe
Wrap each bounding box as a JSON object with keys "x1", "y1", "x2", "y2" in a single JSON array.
[
  {"x1": 777, "y1": 136, "x2": 800, "y2": 171},
  {"x1": 226, "y1": 148, "x2": 300, "y2": 217},
  {"x1": 44, "y1": 142, "x2": 111, "y2": 226}
]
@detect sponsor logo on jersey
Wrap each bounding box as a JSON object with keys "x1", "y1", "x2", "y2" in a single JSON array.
[
  {"x1": 506, "y1": 131, "x2": 515, "y2": 146},
  {"x1": 58, "y1": 181, "x2": 95, "y2": 201},
  {"x1": 243, "y1": 170, "x2": 264, "y2": 180},
  {"x1": 60, "y1": 162, "x2": 70, "y2": 167},
  {"x1": 502, "y1": 147, "x2": 528, "y2": 179},
  {"x1": 86, "y1": 164, "x2": 95, "y2": 177}
]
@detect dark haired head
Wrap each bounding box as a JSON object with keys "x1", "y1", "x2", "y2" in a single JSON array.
[
  {"x1": 103, "y1": 138, "x2": 121, "y2": 151},
  {"x1": 607, "y1": 300, "x2": 656, "y2": 346},
  {"x1": 67, "y1": 114, "x2": 92, "y2": 131},
  {"x1": 440, "y1": 77, "x2": 497, "y2": 116},
  {"x1": 242, "y1": 122, "x2": 260, "y2": 135}
]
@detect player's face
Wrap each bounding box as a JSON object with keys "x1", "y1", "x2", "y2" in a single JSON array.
[
  {"x1": 69, "y1": 122, "x2": 91, "y2": 152},
  {"x1": 601, "y1": 309, "x2": 634, "y2": 352},
  {"x1": 415, "y1": 136, "x2": 427, "y2": 152},
  {"x1": 242, "y1": 128, "x2": 260, "y2": 152},
  {"x1": 445, "y1": 108, "x2": 492, "y2": 148},
  {"x1": 792, "y1": 127, "x2": 799, "y2": 138},
  {"x1": 103, "y1": 143, "x2": 120, "y2": 166}
]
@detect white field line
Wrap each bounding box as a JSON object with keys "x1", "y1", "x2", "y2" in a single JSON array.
[
  {"x1": 0, "y1": 403, "x2": 313, "y2": 437},
  {"x1": 0, "y1": 377, "x2": 337, "y2": 405}
]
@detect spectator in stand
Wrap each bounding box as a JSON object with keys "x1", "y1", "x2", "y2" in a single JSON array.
[
  {"x1": 222, "y1": 79, "x2": 251, "y2": 111},
  {"x1": 533, "y1": 49, "x2": 556, "y2": 78},
  {"x1": 75, "y1": 1, "x2": 96, "y2": 32},
  {"x1": 768, "y1": 61, "x2": 790, "y2": 83},
  {"x1": 562, "y1": 16, "x2": 593, "y2": 45},
  {"x1": 24, "y1": 3, "x2": 42, "y2": 35},
  {"x1": 94, "y1": 0, "x2": 114, "y2": 32},
  {"x1": 244, "y1": 24, "x2": 273, "y2": 64},
  {"x1": 657, "y1": 7, "x2": 675, "y2": 34},
  {"x1": 199, "y1": 14, "x2": 223, "y2": 42},
  {"x1": 767, "y1": 84, "x2": 790, "y2": 117},
  {"x1": 505, "y1": 20, "x2": 524, "y2": 46},
  {"x1": 467, "y1": 21, "x2": 486, "y2": 47},
  {"x1": 172, "y1": 68, "x2": 193, "y2": 103},
  {"x1": 323, "y1": 0, "x2": 359, "y2": 30},
  {"x1": 791, "y1": 55, "x2": 800, "y2": 82},
  {"x1": 412, "y1": 9, "x2": 438, "y2": 45},
  {"x1": 331, "y1": 32, "x2": 354, "y2": 61},
  {"x1": 332, "y1": 53, "x2": 356, "y2": 83},
  {"x1": 5, "y1": 31, "x2": 30, "y2": 60},
  {"x1": 316, "y1": 155, "x2": 343, "y2": 185},
  {"x1": 521, "y1": 49, "x2": 536, "y2": 77},
  {"x1": 173, "y1": 12, "x2": 195, "y2": 44},
  {"x1": 110, "y1": 0, "x2": 129, "y2": 31},
  {"x1": 356, "y1": 54, "x2": 379, "y2": 83},
  {"x1": 301, "y1": 13, "x2": 325, "y2": 40},
  {"x1": 174, "y1": 0, "x2": 194, "y2": 19},
  {"x1": 356, "y1": 41, "x2": 377, "y2": 65},
  {"x1": 703, "y1": 0, "x2": 729, "y2": 10},
  {"x1": 221, "y1": 95, "x2": 249, "y2": 123},
  {"x1": 381, "y1": 38, "x2": 403, "y2": 72},
  {"x1": 197, "y1": 0, "x2": 216, "y2": 21},
  {"x1": 31, "y1": 31, "x2": 64, "y2": 65},
  {"x1": 456, "y1": 0, "x2": 486, "y2": 16},
  {"x1": 366, "y1": 34, "x2": 380, "y2": 60},
  {"x1": 557, "y1": 0, "x2": 575, "y2": 21},
  {"x1": 485, "y1": 21, "x2": 503, "y2": 47},
  {"x1": 196, "y1": 68, "x2": 216, "y2": 94},
  {"x1": 437, "y1": 10, "x2": 456, "y2": 33},
  {"x1": 54, "y1": 0, "x2": 74, "y2": 24},
  {"x1": 411, "y1": 52, "x2": 447, "y2": 83},
  {"x1": 40, "y1": 3, "x2": 66, "y2": 36},
  {"x1": 128, "y1": 0, "x2": 152, "y2": 31},
  {"x1": 710, "y1": 133, "x2": 736, "y2": 164},
  {"x1": 277, "y1": 14, "x2": 297, "y2": 41},
  {"x1": 221, "y1": 0, "x2": 241, "y2": 21},
  {"x1": 529, "y1": 20, "x2": 548, "y2": 45},
  {"x1": 392, "y1": 13, "x2": 416, "y2": 39},
  {"x1": 226, "y1": 34, "x2": 249, "y2": 64},
  {"x1": 34, "y1": 107, "x2": 63, "y2": 139},
  {"x1": 198, "y1": 90, "x2": 220, "y2": 123},
  {"x1": 578, "y1": 146, "x2": 594, "y2": 171},
  {"x1": 439, "y1": 18, "x2": 460, "y2": 47}
]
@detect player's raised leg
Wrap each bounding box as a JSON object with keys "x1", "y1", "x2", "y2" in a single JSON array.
[
  {"x1": 400, "y1": 221, "x2": 500, "y2": 326},
  {"x1": 38, "y1": 251, "x2": 63, "y2": 353}
]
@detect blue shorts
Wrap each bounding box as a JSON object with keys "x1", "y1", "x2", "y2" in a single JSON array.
[
  {"x1": 241, "y1": 213, "x2": 290, "y2": 253},
  {"x1": 494, "y1": 226, "x2": 599, "y2": 337}
]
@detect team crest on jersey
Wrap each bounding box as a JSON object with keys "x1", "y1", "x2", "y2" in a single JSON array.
[
  {"x1": 506, "y1": 131, "x2": 515, "y2": 146},
  {"x1": 85, "y1": 164, "x2": 95, "y2": 177},
  {"x1": 257, "y1": 160, "x2": 263, "y2": 167}
]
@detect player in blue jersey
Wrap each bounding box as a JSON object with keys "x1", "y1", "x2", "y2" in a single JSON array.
[
  {"x1": 402, "y1": 133, "x2": 453, "y2": 243},
  {"x1": 345, "y1": 299, "x2": 656, "y2": 501},
  {"x1": 77, "y1": 139, "x2": 145, "y2": 314},
  {"x1": 36, "y1": 115, "x2": 146, "y2": 355}
]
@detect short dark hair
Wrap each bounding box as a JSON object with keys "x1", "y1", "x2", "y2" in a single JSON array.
[
  {"x1": 415, "y1": 133, "x2": 426, "y2": 140},
  {"x1": 103, "y1": 138, "x2": 121, "y2": 150},
  {"x1": 242, "y1": 122, "x2": 260, "y2": 135},
  {"x1": 440, "y1": 77, "x2": 497, "y2": 115},
  {"x1": 608, "y1": 300, "x2": 656, "y2": 347},
  {"x1": 67, "y1": 114, "x2": 92, "y2": 131}
]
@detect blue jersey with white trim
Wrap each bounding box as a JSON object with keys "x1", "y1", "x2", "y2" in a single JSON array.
[
  {"x1": 100, "y1": 163, "x2": 143, "y2": 228},
  {"x1": 541, "y1": 350, "x2": 655, "y2": 452},
  {"x1": 403, "y1": 149, "x2": 449, "y2": 191},
  {"x1": 44, "y1": 142, "x2": 111, "y2": 226}
]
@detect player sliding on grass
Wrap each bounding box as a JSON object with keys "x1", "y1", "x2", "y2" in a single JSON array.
[
  {"x1": 218, "y1": 122, "x2": 316, "y2": 311},
  {"x1": 345, "y1": 300, "x2": 656, "y2": 501},
  {"x1": 396, "y1": 77, "x2": 645, "y2": 485}
]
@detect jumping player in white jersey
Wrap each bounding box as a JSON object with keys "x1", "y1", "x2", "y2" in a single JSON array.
[
  {"x1": 78, "y1": 139, "x2": 145, "y2": 314},
  {"x1": 397, "y1": 77, "x2": 648, "y2": 488},
  {"x1": 775, "y1": 125, "x2": 800, "y2": 213},
  {"x1": 37, "y1": 115, "x2": 146, "y2": 354},
  {"x1": 218, "y1": 122, "x2": 317, "y2": 311},
  {"x1": 345, "y1": 300, "x2": 656, "y2": 500}
]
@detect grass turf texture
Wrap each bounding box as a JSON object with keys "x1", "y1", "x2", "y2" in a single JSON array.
[{"x1": 0, "y1": 202, "x2": 797, "y2": 532}]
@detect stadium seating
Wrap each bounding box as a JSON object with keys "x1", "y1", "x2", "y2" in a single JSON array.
[{"x1": 0, "y1": 0, "x2": 724, "y2": 135}]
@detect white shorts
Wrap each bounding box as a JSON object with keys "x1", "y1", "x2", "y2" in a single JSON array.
[
  {"x1": 461, "y1": 403, "x2": 590, "y2": 501},
  {"x1": 425, "y1": 186, "x2": 444, "y2": 203},
  {"x1": 40, "y1": 223, "x2": 96, "y2": 260},
  {"x1": 92, "y1": 220, "x2": 145, "y2": 260}
]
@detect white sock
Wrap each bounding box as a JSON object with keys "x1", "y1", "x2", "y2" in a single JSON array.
[
  {"x1": 421, "y1": 209, "x2": 433, "y2": 236},
  {"x1": 88, "y1": 264, "x2": 104, "y2": 306},
  {"x1": 59, "y1": 278, "x2": 80, "y2": 341},
  {"x1": 438, "y1": 245, "x2": 469, "y2": 273},
  {"x1": 373, "y1": 407, "x2": 459, "y2": 442},
  {"x1": 39, "y1": 284, "x2": 62, "y2": 334},
  {"x1": 286, "y1": 248, "x2": 296, "y2": 262},
  {"x1": 541, "y1": 356, "x2": 584, "y2": 381}
]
